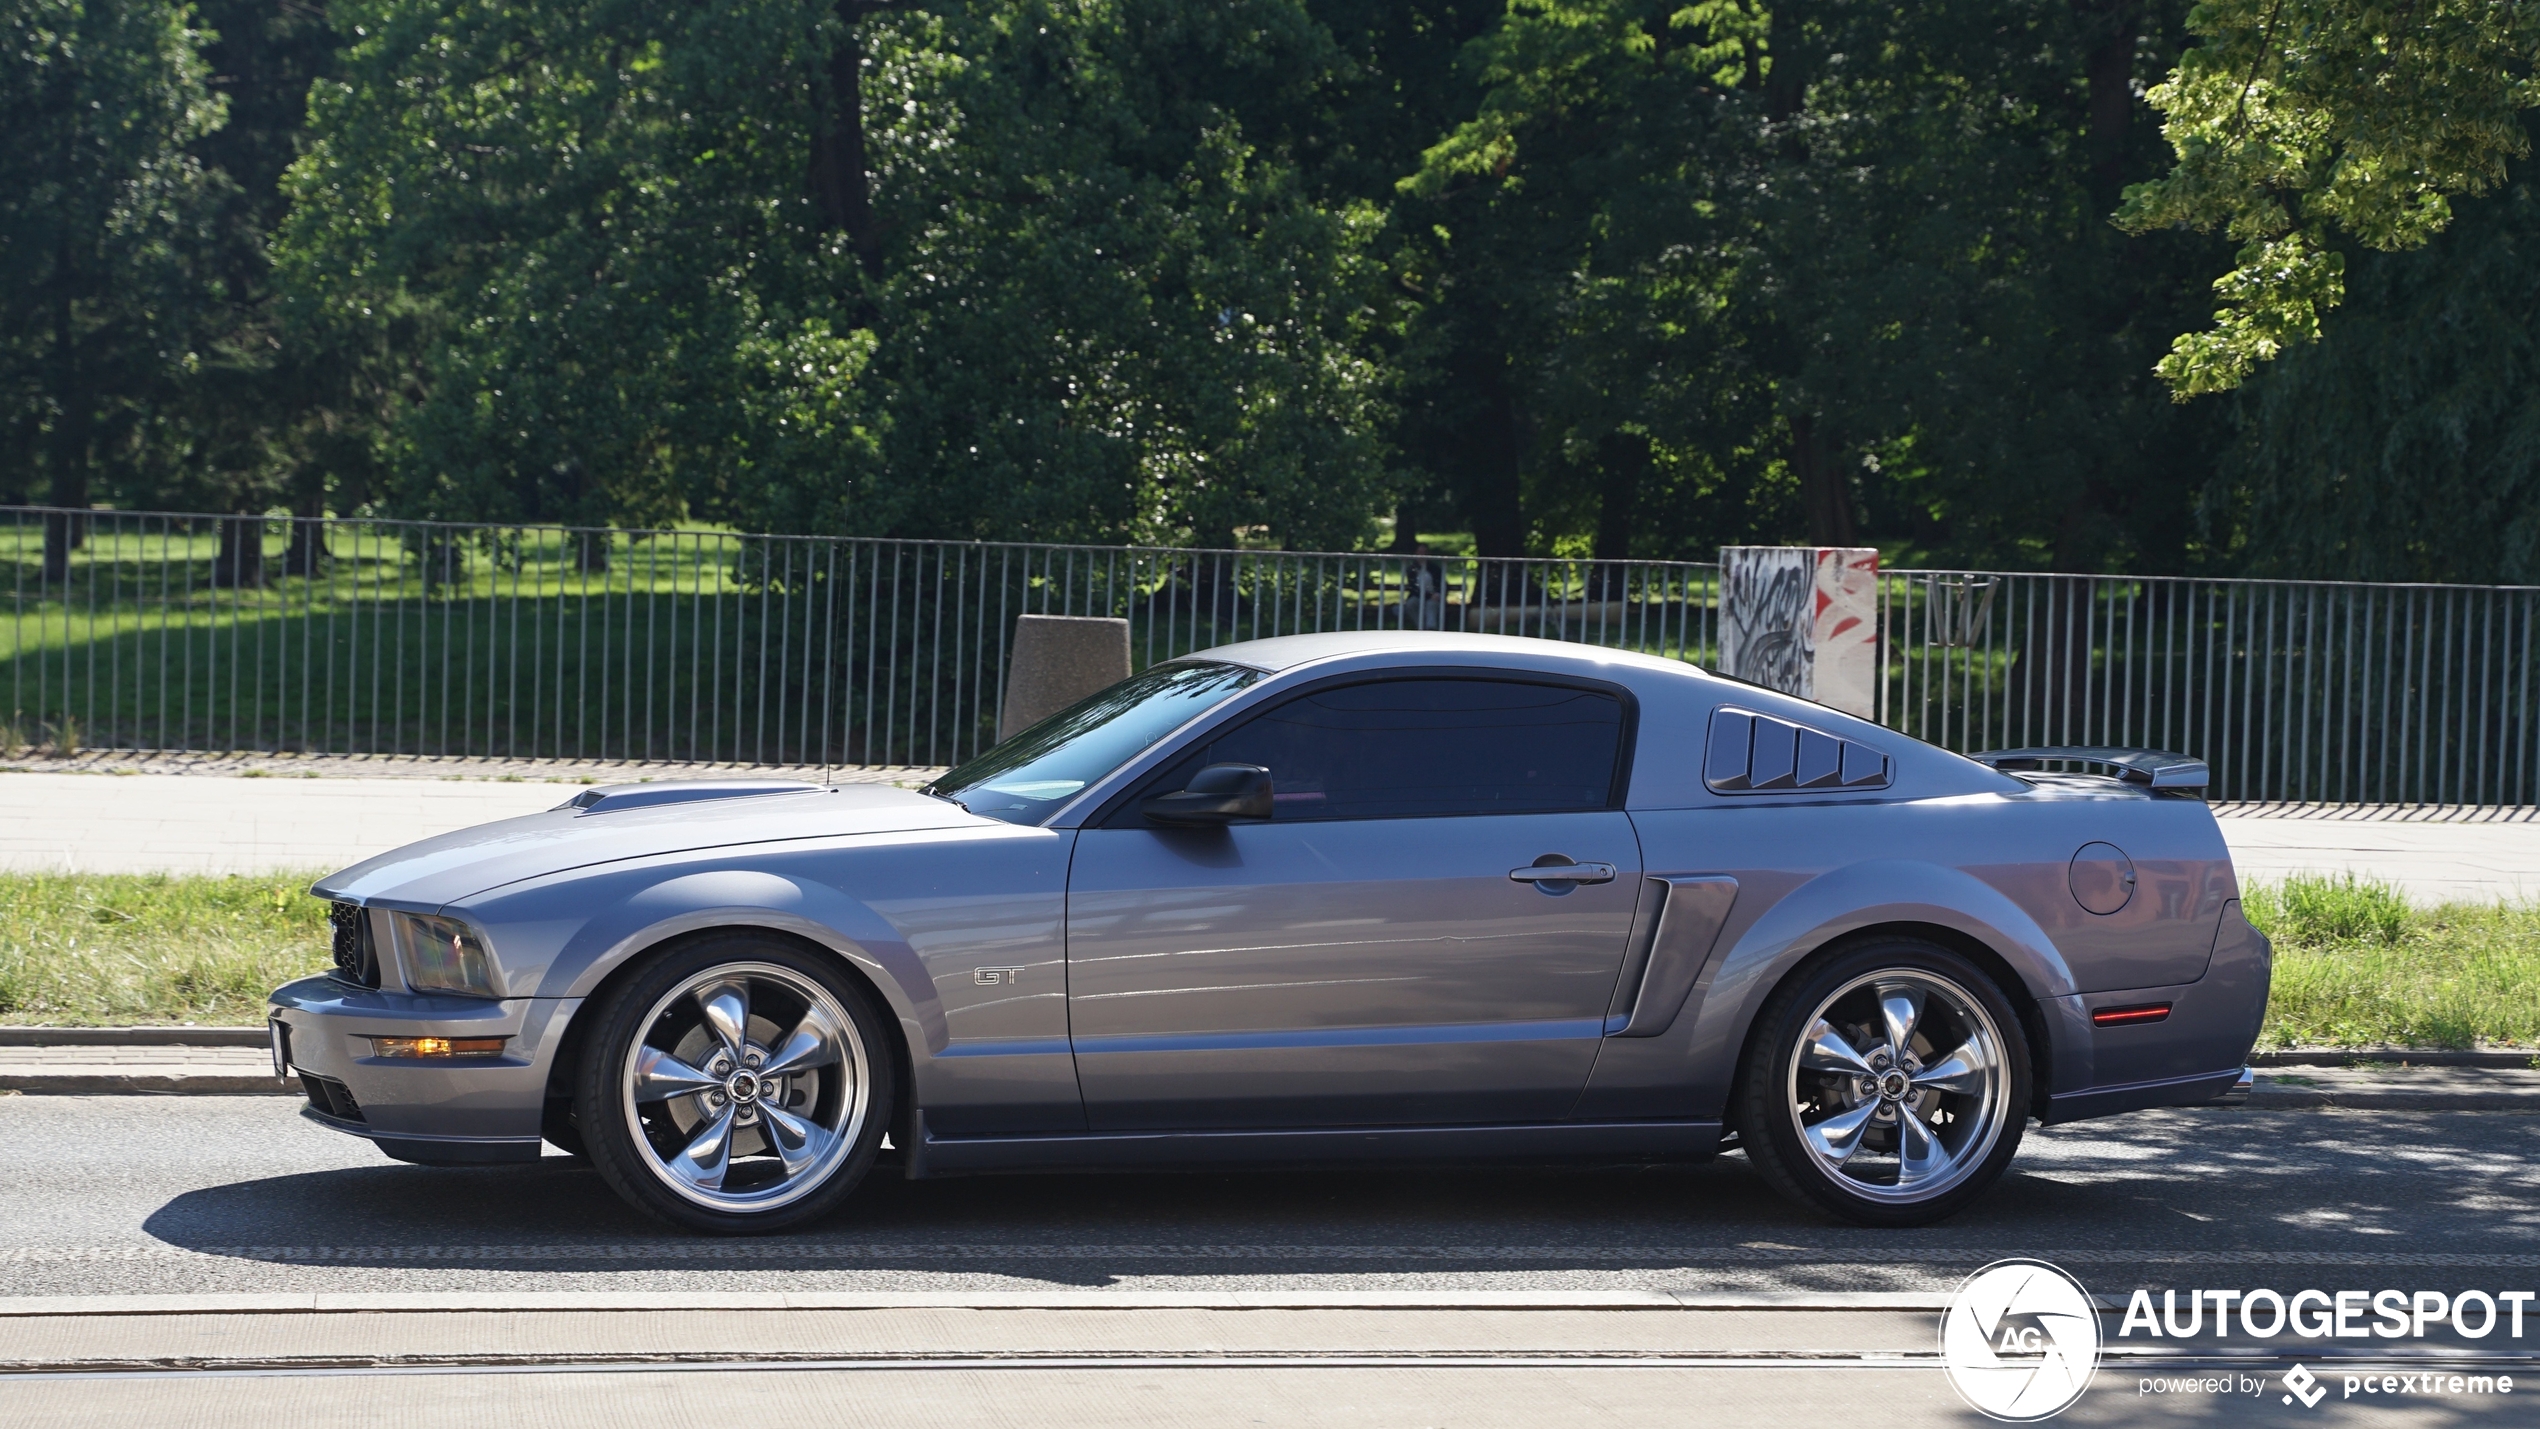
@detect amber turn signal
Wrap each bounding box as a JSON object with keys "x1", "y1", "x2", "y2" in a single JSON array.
[{"x1": 370, "y1": 1036, "x2": 507, "y2": 1058}]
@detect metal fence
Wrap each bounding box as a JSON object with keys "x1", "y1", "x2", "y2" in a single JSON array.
[
  {"x1": 7, "y1": 506, "x2": 2534, "y2": 805},
  {"x1": 1879, "y1": 570, "x2": 2540, "y2": 806},
  {"x1": 0, "y1": 507, "x2": 1720, "y2": 772}
]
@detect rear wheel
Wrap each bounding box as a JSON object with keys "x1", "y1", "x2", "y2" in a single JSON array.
[
  {"x1": 578, "y1": 934, "x2": 894, "y2": 1234},
  {"x1": 1736, "y1": 939, "x2": 2029, "y2": 1226}
]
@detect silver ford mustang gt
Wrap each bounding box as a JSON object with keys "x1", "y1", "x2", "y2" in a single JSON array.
[{"x1": 269, "y1": 631, "x2": 2269, "y2": 1232}]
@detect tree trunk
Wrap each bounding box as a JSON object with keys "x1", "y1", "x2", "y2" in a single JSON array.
[
  {"x1": 213, "y1": 514, "x2": 268, "y2": 588},
  {"x1": 1590, "y1": 430, "x2": 1648, "y2": 597},
  {"x1": 42, "y1": 286, "x2": 88, "y2": 584},
  {"x1": 1465, "y1": 373, "x2": 1527, "y2": 558},
  {"x1": 2077, "y1": 0, "x2": 2142, "y2": 219},
  {"x1": 809, "y1": 7, "x2": 883, "y2": 279},
  {"x1": 1791, "y1": 413, "x2": 1855, "y2": 547},
  {"x1": 1592, "y1": 430, "x2": 1647, "y2": 563},
  {"x1": 283, "y1": 480, "x2": 328, "y2": 577}
]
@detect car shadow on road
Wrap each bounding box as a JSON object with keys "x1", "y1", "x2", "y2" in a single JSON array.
[
  {"x1": 131, "y1": 1149, "x2": 1904, "y2": 1284},
  {"x1": 132, "y1": 1142, "x2": 2320, "y2": 1290}
]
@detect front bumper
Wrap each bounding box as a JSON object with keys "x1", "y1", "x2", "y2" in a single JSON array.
[{"x1": 267, "y1": 975, "x2": 581, "y2": 1165}]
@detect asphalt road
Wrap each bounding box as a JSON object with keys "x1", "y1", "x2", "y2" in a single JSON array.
[{"x1": 7, "y1": 1097, "x2": 2539, "y2": 1302}]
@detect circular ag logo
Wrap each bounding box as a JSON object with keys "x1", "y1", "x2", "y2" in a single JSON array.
[{"x1": 1941, "y1": 1259, "x2": 2102, "y2": 1421}]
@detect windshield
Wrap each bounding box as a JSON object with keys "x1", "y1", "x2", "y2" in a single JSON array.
[{"x1": 929, "y1": 661, "x2": 1262, "y2": 824}]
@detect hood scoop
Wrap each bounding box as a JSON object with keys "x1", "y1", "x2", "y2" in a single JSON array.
[{"x1": 557, "y1": 780, "x2": 826, "y2": 815}]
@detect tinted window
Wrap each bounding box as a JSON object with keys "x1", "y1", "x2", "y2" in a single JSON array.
[
  {"x1": 931, "y1": 661, "x2": 1261, "y2": 824},
  {"x1": 1154, "y1": 678, "x2": 1625, "y2": 821}
]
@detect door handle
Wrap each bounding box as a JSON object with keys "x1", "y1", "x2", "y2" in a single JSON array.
[{"x1": 1509, "y1": 861, "x2": 1616, "y2": 885}]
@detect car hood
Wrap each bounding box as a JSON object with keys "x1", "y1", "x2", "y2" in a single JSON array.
[{"x1": 311, "y1": 784, "x2": 986, "y2": 908}]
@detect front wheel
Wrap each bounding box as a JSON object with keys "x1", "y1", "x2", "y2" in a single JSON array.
[
  {"x1": 1735, "y1": 939, "x2": 2030, "y2": 1227},
  {"x1": 577, "y1": 935, "x2": 894, "y2": 1234}
]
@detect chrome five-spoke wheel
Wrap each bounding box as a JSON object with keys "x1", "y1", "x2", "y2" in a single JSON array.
[
  {"x1": 581, "y1": 938, "x2": 893, "y2": 1233},
  {"x1": 1739, "y1": 940, "x2": 2031, "y2": 1226},
  {"x1": 1787, "y1": 970, "x2": 2008, "y2": 1202}
]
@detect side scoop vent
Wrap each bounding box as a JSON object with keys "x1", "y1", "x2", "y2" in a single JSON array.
[{"x1": 1705, "y1": 707, "x2": 1891, "y2": 794}]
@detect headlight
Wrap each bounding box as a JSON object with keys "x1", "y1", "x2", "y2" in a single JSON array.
[{"x1": 387, "y1": 911, "x2": 498, "y2": 997}]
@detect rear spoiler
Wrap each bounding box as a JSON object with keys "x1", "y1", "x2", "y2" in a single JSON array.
[{"x1": 1969, "y1": 746, "x2": 2209, "y2": 791}]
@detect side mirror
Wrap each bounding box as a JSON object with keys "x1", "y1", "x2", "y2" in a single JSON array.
[{"x1": 1140, "y1": 763, "x2": 1273, "y2": 826}]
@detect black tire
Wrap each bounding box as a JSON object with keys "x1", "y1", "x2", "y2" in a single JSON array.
[
  {"x1": 1734, "y1": 937, "x2": 2030, "y2": 1227},
  {"x1": 540, "y1": 1099, "x2": 590, "y2": 1161},
  {"x1": 577, "y1": 933, "x2": 896, "y2": 1234}
]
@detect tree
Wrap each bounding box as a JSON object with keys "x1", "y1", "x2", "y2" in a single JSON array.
[
  {"x1": 837, "y1": 1, "x2": 1402, "y2": 548},
  {"x1": 172, "y1": 0, "x2": 368, "y2": 559},
  {"x1": 0, "y1": 0, "x2": 225, "y2": 575},
  {"x1": 1406, "y1": 0, "x2": 2236, "y2": 570},
  {"x1": 2220, "y1": 121, "x2": 2540, "y2": 583},
  {"x1": 278, "y1": 0, "x2": 882, "y2": 531},
  {"x1": 277, "y1": 0, "x2": 1403, "y2": 549},
  {"x1": 2120, "y1": 0, "x2": 2540, "y2": 397}
]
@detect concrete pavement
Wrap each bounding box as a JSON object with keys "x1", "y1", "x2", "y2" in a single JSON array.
[
  {"x1": 1, "y1": 1297, "x2": 2527, "y2": 1427},
  {"x1": 9, "y1": 1095, "x2": 2540, "y2": 1300},
  {"x1": 0, "y1": 762, "x2": 940, "y2": 875},
  {"x1": 4, "y1": 760, "x2": 2536, "y2": 902},
  {"x1": 2205, "y1": 808, "x2": 2540, "y2": 905},
  {"x1": 5, "y1": 1097, "x2": 2539, "y2": 1423}
]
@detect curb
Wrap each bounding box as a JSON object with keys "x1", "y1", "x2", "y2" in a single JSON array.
[
  {"x1": 2254, "y1": 1049, "x2": 2539, "y2": 1069},
  {"x1": 2, "y1": 1032, "x2": 2536, "y2": 1109},
  {"x1": 2242, "y1": 1082, "x2": 2540, "y2": 1112},
  {"x1": 0, "y1": 1027, "x2": 265, "y2": 1048},
  {"x1": 10, "y1": 1029, "x2": 2536, "y2": 1061},
  {"x1": 0, "y1": 1072, "x2": 295, "y2": 1096}
]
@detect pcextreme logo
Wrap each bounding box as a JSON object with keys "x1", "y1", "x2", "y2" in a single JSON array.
[{"x1": 1941, "y1": 1259, "x2": 2104, "y2": 1421}]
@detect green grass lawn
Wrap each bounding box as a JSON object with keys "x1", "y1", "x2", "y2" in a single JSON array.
[
  {"x1": 2, "y1": 868, "x2": 2534, "y2": 1044},
  {"x1": 0, "y1": 872, "x2": 331, "y2": 1025},
  {"x1": 2250, "y1": 874, "x2": 2540, "y2": 1050}
]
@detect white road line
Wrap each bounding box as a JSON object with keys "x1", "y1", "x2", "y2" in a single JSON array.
[
  {"x1": 1, "y1": 1356, "x2": 1951, "y2": 1383},
  {"x1": 0, "y1": 1289, "x2": 1952, "y2": 1316}
]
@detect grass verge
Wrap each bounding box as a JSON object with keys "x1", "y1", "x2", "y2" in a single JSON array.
[
  {"x1": 0, "y1": 872, "x2": 330, "y2": 1025},
  {"x1": 0, "y1": 869, "x2": 2533, "y2": 1045},
  {"x1": 2252, "y1": 874, "x2": 2540, "y2": 1050}
]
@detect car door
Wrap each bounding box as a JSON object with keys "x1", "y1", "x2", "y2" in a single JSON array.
[{"x1": 1064, "y1": 675, "x2": 1644, "y2": 1131}]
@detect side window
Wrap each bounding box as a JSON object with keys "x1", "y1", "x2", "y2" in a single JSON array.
[{"x1": 1147, "y1": 678, "x2": 1626, "y2": 821}]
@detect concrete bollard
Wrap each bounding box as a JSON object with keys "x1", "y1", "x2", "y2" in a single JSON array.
[{"x1": 1000, "y1": 615, "x2": 1132, "y2": 740}]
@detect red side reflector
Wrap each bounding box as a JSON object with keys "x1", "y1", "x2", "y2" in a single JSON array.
[{"x1": 2092, "y1": 1002, "x2": 2172, "y2": 1027}]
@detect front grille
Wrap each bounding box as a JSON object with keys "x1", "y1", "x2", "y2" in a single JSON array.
[
  {"x1": 328, "y1": 901, "x2": 380, "y2": 987},
  {"x1": 298, "y1": 1071, "x2": 365, "y2": 1123}
]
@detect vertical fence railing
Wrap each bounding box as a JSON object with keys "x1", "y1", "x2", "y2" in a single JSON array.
[
  {"x1": 1880, "y1": 570, "x2": 2540, "y2": 806},
  {"x1": 0, "y1": 508, "x2": 1720, "y2": 771},
  {"x1": 12, "y1": 508, "x2": 2534, "y2": 803}
]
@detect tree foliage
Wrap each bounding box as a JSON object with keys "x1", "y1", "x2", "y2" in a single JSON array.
[
  {"x1": 0, "y1": 0, "x2": 224, "y2": 546},
  {"x1": 1399, "y1": 0, "x2": 2236, "y2": 569},
  {"x1": 2121, "y1": 0, "x2": 2540, "y2": 396},
  {"x1": 2224, "y1": 123, "x2": 2540, "y2": 582},
  {"x1": 276, "y1": 0, "x2": 1400, "y2": 547},
  {"x1": 5, "y1": 0, "x2": 2535, "y2": 577}
]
